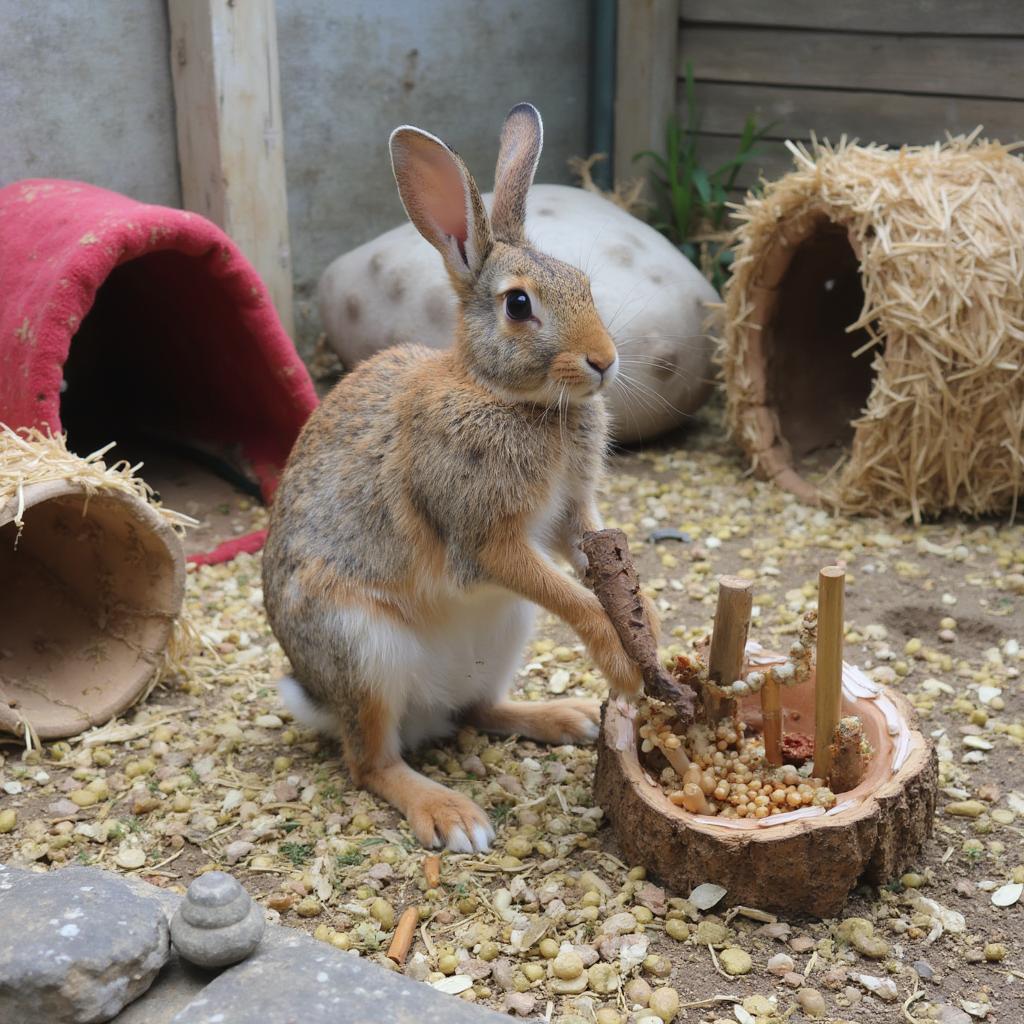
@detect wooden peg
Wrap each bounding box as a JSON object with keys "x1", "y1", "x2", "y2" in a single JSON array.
[
  {"x1": 706, "y1": 576, "x2": 753, "y2": 724},
  {"x1": 813, "y1": 566, "x2": 846, "y2": 780}
]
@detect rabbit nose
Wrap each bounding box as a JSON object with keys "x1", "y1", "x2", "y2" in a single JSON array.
[{"x1": 586, "y1": 354, "x2": 613, "y2": 376}]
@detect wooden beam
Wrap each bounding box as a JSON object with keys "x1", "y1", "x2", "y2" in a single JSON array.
[
  {"x1": 679, "y1": 26, "x2": 1024, "y2": 101},
  {"x1": 615, "y1": 0, "x2": 680, "y2": 188},
  {"x1": 680, "y1": 0, "x2": 1024, "y2": 37},
  {"x1": 169, "y1": 0, "x2": 294, "y2": 338}
]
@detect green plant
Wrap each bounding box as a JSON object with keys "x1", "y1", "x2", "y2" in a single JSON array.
[
  {"x1": 636, "y1": 63, "x2": 774, "y2": 289},
  {"x1": 279, "y1": 841, "x2": 313, "y2": 867}
]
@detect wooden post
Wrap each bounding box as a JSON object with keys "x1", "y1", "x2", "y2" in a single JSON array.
[
  {"x1": 761, "y1": 677, "x2": 783, "y2": 767},
  {"x1": 813, "y1": 566, "x2": 846, "y2": 780},
  {"x1": 706, "y1": 576, "x2": 753, "y2": 724},
  {"x1": 168, "y1": 0, "x2": 294, "y2": 338},
  {"x1": 614, "y1": 0, "x2": 679, "y2": 188}
]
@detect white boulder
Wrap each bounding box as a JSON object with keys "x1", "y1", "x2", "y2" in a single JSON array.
[{"x1": 318, "y1": 184, "x2": 718, "y2": 442}]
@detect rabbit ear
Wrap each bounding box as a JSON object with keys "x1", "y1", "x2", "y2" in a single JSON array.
[
  {"x1": 390, "y1": 127, "x2": 493, "y2": 281},
  {"x1": 491, "y1": 103, "x2": 543, "y2": 242}
]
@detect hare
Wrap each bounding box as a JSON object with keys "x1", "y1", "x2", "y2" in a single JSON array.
[{"x1": 262, "y1": 103, "x2": 647, "y2": 853}]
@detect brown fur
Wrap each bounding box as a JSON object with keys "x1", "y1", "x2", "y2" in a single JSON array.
[{"x1": 262, "y1": 104, "x2": 644, "y2": 851}]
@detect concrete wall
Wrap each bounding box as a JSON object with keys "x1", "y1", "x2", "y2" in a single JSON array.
[
  {"x1": 278, "y1": 0, "x2": 590, "y2": 350},
  {"x1": 0, "y1": 1, "x2": 181, "y2": 206},
  {"x1": 0, "y1": 0, "x2": 590, "y2": 355}
]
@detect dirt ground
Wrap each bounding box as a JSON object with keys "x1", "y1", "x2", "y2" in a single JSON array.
[{"x1": 2, "y1": 398, "x2": 1022, "y2": 1024}]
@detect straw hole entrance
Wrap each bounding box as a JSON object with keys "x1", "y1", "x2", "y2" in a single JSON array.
[{"x1": 765, "y1": 220, "x2": 876, "y2": 470}]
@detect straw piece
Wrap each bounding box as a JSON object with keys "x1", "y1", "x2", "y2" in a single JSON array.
[{"x1": 721, "y1": 135, "x2": 1024, "y2": 521}]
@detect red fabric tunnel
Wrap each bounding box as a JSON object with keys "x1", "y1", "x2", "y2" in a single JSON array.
[{"x1": 0, "y1": 179, "x2": 318, "y2": 562}]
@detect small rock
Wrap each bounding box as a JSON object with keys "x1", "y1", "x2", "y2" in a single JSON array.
[
  {"x1": 719, "y1": 947, "x2": 752, "y2": 976},
  {"x1": 984, "y1": 942, "x2": 1007, "y2": 961},
  {"x1": 223, "y1": 840, "x2": 255, "y2": 865},
  {"x1": 572, "y1": 943, "x2": 599, "y2": 967},
  {"x1": 635, "y1": 882, "x2": 668, "y2": 916},
  {"x1": 797, "y1": 988, "x2": 827, "y2": 1018},
  {"x1": 0, "y1": 808, "x2": 16, "y2": 833},
  {"x1": 490, "y1": 959, "x2": 516, "y2": 991},
  {"x1": 783, "y1": 971, "x2": 804, "y2": 988},
  {"x1": 170, "y1": 871, "x2": 265, "y2": 968},
  {"x1": 789, "y1": 935, "x2": 817, "y2": 953},
  {"x1": 933, "y1": 1006, "x2": 972, "y2": 1024},
  {"x1": 853, "y1": 973, "x2": 898, "y2": 1001},
  {"x1": 767, "y1": 952, "x2": 795, "y2": 976},
  {"x1": 505, "y1": 991, "x2": 537, "y2": 1017},
  {"x1": 821, "y1": 967, "x2": 848, "y2": 990},
  {"x1": 602, "y1": 911, "x2": 638, "y2": 937},
  {"x1": 913, "y1": 960, "x2": 935, "y2": 980},
  {"x1": 0, "y1": 865, "x2": 169, "y2": 1023}
]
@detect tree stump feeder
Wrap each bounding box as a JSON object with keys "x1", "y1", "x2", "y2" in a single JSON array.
[
  {"x1": 0, "y1": 430, "x2": 188, "y2": 742},
  {"x1": 594, "y1": 570, "x2": 937, "y2": 918},
  {"x1": 721, "y1": 136, "x2": 1024, "y2": 522}
]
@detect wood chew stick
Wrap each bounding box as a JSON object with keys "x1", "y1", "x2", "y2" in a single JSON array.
[
  {"x1": 706, "y1": 576, "x2": 753, "y2": 724},
  {"x1": 581, "y1": 529, "x2": 695, "y2": 722},
  {"x1": 386, "y1": 906, "x2": 420, "y2": 965},
  {"x1": 814, "y1": 566, "x2": 846, "y2": 780},
  {"x1": 423, "y1": 854, "x2": 441, "y2": 890},
  {"x1": 761, "y1": 676, "x2": 783, "y2": 767}
]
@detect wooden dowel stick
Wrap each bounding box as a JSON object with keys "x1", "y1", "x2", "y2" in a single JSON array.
[
  {"x1": 423, "y1": 854, "x2": 441, "y2": 890},
  {"x1": 706, "y1": 576, "x2": 753, "y2": 725},
  {"x1": 814, "y1": 566, "x2": 846, "y2": 780},
  {"x1": 386, "y1": 906, "x2": 420, "y2": 965},
  {"x1": 761, "y1": 677, "x2": 783, "y2": 767}
]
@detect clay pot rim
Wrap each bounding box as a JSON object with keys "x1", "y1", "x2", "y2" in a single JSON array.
[
  {"x1": 0, "y1": 478, "x2": 185, "y2": 740},
  {"x1": 604, "y1": 678, "x2": 929, "y2": 842}
]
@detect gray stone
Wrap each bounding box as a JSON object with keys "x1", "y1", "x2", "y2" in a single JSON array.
[
  {"x1": 170, "y1": 872, "x2": 264, "y2": 969},
  {"x1": 169, "y1": 935, "x2": 509, "y2": 1023},
  {"x1": 0, "y1": 863, "x2": 169, "y2": 1024},
  {"x1": 318, "y1": 184, "x2": 719, "y2": 443}
]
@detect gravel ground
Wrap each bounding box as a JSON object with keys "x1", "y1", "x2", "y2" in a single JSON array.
[{"x1": 2, "y1": 400, "x2": 1023, "y2": 1024}]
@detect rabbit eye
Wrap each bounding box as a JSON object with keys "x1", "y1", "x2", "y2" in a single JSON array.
[{"x1": 504, "y1": 290, "x2": 532, "y2": 321}]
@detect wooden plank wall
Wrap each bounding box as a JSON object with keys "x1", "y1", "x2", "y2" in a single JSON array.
[{"x1": 677, "y1": 1, "x2": 1024, "y2": 193}]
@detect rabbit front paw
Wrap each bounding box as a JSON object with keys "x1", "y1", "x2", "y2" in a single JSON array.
[
  {"x1": 590, "y1": 636, "x2": 644, "y2": 699},
  {"x1": 406, "y1": 786, "x2": 495, "y2": 853}
]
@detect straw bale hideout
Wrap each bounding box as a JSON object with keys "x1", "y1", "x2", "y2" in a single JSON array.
[{"x1": 721, "y1": 136, "x2": 1024, "y2": 521}]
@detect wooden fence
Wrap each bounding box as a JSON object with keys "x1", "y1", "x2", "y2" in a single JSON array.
[{"x1": 617, "y1": 1, "x2": 1024, "y2": 196}]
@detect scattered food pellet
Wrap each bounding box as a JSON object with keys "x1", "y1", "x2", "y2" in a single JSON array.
[{"x1": 719, "y1": 947, "x2": 752, "y2": 975}]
